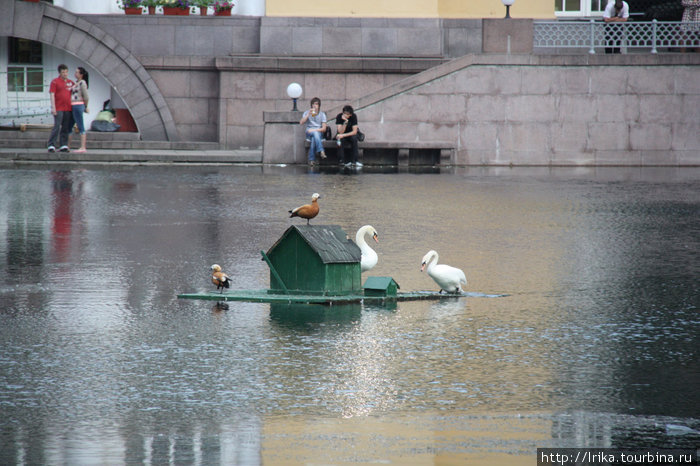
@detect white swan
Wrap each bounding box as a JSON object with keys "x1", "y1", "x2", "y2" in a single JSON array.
[
  {"x1": 355, "y1": 225, "x2": 379, "y2": 272},
  {"x1": 420, "y1": 250, "x2": 467, "y2": 294}
]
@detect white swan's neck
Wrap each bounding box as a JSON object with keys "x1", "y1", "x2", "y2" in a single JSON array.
[
  {"x1": 355, "y1": 225, "x2": 373, "y2": 250},
  {"x1": 357, "y1": 225, "x2": 378, "y2": 272},
  {"x1": 425, "y1": 251, "x2": 438, "y2": 277},
  {"x1": 426, "y1": 251, "x2": 438, "y2": 271}
]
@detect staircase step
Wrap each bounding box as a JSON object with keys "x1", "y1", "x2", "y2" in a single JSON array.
[
  {"x1": 0, "y1": 129, "x2": 220, "y2": 151},
  {"x1": 0, "y1": 148, "x2": 262, "y2": 164}
]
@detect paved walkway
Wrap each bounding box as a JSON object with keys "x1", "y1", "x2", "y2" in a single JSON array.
[{"x1": 0, "y1": 148, "x2": 263, "y2": 165}]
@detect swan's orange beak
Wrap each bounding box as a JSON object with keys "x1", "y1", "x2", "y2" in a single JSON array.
[
  {"x1": 420, "y1": 262, "x2": 426, "y2": 272},
  {"x1": 373, "y1": 233, "x2": 379, "y2": 243}
]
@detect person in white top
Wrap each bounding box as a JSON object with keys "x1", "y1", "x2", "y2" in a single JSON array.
[
  {"x1": 603, "y1": 0, "x2": 629, "y2": 54},
  {"x1": 299, "y1": 97, "x2": 328, "y2": 166},
  {"x1": 70, "y1": 67, "x2": 89, "y2": 153}
]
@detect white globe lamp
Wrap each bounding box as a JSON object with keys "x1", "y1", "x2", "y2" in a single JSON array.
[{"x1": 286, "y1": 83, "x2": 303, "y2": 111}]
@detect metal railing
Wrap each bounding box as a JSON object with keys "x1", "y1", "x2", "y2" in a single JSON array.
[{"x1": 534, "y1": 20, "x2": 700, "y2": 53}]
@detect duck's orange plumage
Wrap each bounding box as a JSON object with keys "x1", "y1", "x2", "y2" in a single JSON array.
[
  {"x1": 210, "y1": 264, "x2": 230, "y2": 293},
  {"x1": 289, "y1": 193, "x2": 320, "y2": 225}
]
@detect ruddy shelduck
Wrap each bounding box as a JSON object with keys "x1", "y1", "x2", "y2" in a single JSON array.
[
  {"x1": 289, "y1": 193, "x2": 320, "y2": 225},
  {"x1": 210, "y1": 264, "x2": 231, "y2": 293}
]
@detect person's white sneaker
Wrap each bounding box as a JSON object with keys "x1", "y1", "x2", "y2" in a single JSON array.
[
  {"x1": 59, "y1": 145, "x2": 70, "y2": 152},
  {"x1": 48, "y1": 146, "x2": 56, "y2": 153},
  {"x1": 355, "y1": 161, "x2": 363, "y2": 167}
]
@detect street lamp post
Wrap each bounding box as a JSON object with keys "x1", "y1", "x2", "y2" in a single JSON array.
[{"x1": 502, "y1": 0, "x2": 515, "y2": 18}]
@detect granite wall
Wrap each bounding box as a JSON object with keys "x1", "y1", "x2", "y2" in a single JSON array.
[
  {"x1": 140, "y1": 52, "x2": 700, "y2": 165},
  {"x1": 81, "y1": 15, "x2": 481, "y2": 146},
  {"x1": 355, "y1": 56, "x2": 699, "y2": 166},
  {"x1": 82, "y1": 16, "x2": 483, "y2": 59}
]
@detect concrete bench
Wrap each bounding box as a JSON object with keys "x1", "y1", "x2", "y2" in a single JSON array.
[{"x1": 304, "y1": 140, "x2": 454, "y2": 166}]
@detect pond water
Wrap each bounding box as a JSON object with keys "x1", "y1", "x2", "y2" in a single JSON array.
[{"x1": 1, "y1": 165, "x2": 698, "y2": 464}]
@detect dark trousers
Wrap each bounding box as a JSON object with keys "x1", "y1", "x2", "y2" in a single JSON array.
[
  {"x1": 337, "y1": 135, "x2": 359, "y2": 164},
  {"x1": 48, "y1": 111, "x2": 73, "y2": 148}
]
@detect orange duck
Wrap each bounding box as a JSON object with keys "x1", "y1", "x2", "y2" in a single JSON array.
[
  {"x1": 210, "y1": 264, "x2": 231, "y2": 293},
  {"x1": 289, "y1": 193, "x2": 320, "y2": 225}
]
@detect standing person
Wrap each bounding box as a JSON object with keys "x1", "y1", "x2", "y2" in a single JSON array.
[
  {"x1": 71, "y1": 67, "x2": 90, "y2": 153},
  {"x1": 335, "y1": 105, "x2": 361, "y2": 167},
  {"x1": 681, "y1": 0, "x2": 700, "y2": 52},
  {"x1": 299, "y1": 97, "x2": 327, "y2": 166},
  {"x1": 603, "y1": 0, "x2": 629, "y2": 54},
  {"x1": 48, "y1": 64, "x2": 75, "y2": 153}
]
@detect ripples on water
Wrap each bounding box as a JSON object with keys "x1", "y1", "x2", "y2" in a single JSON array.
[{"x1": 0, "y1": 166, "x2": 698, "y2": 463}]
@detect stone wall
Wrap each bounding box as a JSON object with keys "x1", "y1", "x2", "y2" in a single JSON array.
[
  {"x1": 82, "y1": 15, "x2": 480, "y2": 147},
  {"x1": 135, "y1": 55, "x2": 433, "y2": 147},
  {"x1": 352, "y1": 54, "x2": 700, "y2": 165},
  {"x1": 140, "y1": 53, "x2": 699, "y2": 165},
  {"x1": 83, "y1": 16, "x2": 483, "y2": 58},
  {"x1": 141, "y1": 60, "x2": 221, "y2": 143},
  {"x1": 13, "y1": 6, "x2": 695, "y2": 164},
  {"x1": 83, "y1": 16, "x2": 261, "y2": 57},
  {"x1": 214, "y1": 56, "x2": 446, "y2": 149},
  {"x1": 259, "y1": 18, "x2": 483, "y2": 57}
]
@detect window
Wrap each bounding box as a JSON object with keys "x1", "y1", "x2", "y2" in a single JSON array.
[
  {"x1": 556, "y1": 0, "x2": 606, "y2": 16},
  {"x1": 7, "y1": 38, "x2": 43, "y2": 93}
]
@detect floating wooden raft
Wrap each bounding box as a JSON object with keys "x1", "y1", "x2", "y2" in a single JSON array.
[{"x1": 177, "y1": 289, "x2": 456, "y2": 305}]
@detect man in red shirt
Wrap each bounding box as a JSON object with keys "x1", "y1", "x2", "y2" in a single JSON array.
[{"x1": 48, "y1": 64, "x2": 74, "y2": 153}]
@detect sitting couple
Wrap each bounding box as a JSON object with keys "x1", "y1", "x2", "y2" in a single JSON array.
[{"x1": 300, "y1": 98, "x2": 360, "y2": 167}]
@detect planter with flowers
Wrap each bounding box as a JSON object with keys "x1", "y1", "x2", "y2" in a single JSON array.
[
  {"x1": 141, "y1": 0, "x2": 158, "y2": 14},
  {"x1": 194, "y1": 0, "x2": 211, "y2": 14},
  {"x1": 213, "y1": 1, "x2": 234, "y2": 16},
  {"x1": 193, "y1": 0, "x2": 211, "y2": 15},
  {"x1": 119, "y1": 0, "x2": 143, "y2": 14},
  {"x1": 161, "y1": 0, "x2": 191, "y2": 15}
]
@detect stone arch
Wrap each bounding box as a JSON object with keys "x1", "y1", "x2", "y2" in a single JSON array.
[{"x1": 2, "y1": 0, "x2": 177, "y2": 141}]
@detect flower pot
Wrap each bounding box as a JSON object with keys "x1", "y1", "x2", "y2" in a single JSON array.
[
  {"x1": 148, "y1": 6, "x2": 156, "y2": 14},
  {"x1": 214, "y1": 8, "x2": 232, "y2": 16},
  {"x1": 124, "y1": 7, "x2": 143, "y2": 14},
  {"x1": 199, "y1": 6, "x2": 208, "y2": 15},
  {"x1": 162, "y1": 7, "x2": 190, "y2": 15}
]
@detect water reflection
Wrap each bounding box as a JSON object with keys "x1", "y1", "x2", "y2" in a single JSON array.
[
  {"x1": 309, "y1": 164, "x2": 443, "y2": 175},
  {"x1": 269, "y1": 303, "x2": 362, "y2": 328},
  {"x1": 0, "y1": 166, "x2": 698, "y2": 464}
]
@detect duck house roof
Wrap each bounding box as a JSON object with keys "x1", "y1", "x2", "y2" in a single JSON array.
[
  {"x1": 363, "y1": 276, "x2": 400, "y2": 290},
  {"x1": 267, "y1": 225, "x2": 361, "y2": 264}
]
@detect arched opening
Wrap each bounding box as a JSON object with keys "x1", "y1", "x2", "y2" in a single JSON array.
[{"x1": 1, "y1": 0, "x2": 177, "y2": 141}]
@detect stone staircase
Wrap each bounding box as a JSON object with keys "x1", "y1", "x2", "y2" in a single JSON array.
[
  {"x1": 0, "y1": 127, "x2": 264, "y2": 164},
  {"x1": 0, "y1": 127, "x2": 220, "y2": 151}
]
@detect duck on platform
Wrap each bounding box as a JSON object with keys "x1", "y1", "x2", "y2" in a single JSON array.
[
  {"x1": 420, "y1": 250, "x2": 467, "y2": 294},
  {"x1": 210, "y1": 264, "x2": 231, "y2": 293},
  {"x1": 289, "y1": 193, "x2": 320, "y2": 225},
  {"x1": 355, "y1": 225, "x2": 379, "y2": 272}
]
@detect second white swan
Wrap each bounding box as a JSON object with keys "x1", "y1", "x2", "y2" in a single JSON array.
[
  {"x1": 356, "y1": 225, "x2": 379, "y2": 272},
  {"x1": 420, "y1": 250, "x2": 467, "y2": 293}
]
